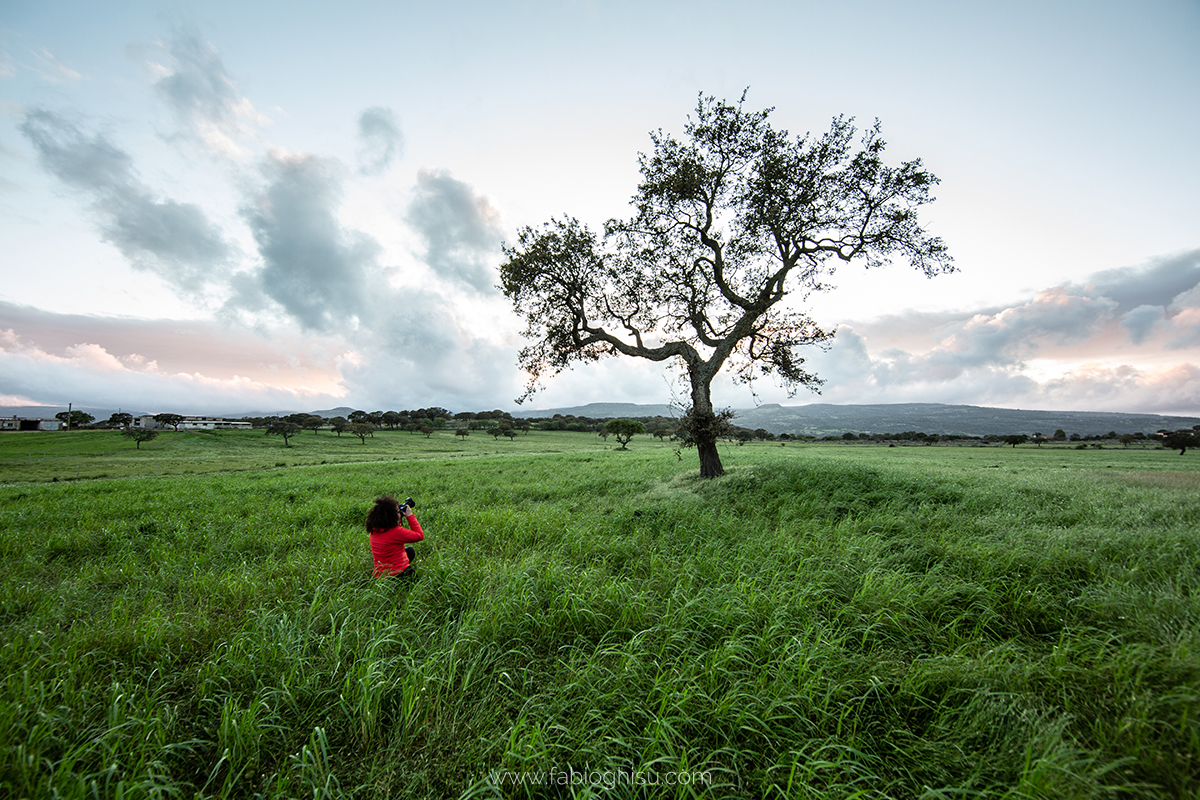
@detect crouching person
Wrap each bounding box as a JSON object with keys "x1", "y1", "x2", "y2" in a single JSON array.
[{"x1": 367, "y1": 495, "x2": 424, "y2": 579}]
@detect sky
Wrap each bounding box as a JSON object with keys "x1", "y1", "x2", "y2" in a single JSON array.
[{"x1": 2, "y1": 0, "x2": 1198, "y2": 417}]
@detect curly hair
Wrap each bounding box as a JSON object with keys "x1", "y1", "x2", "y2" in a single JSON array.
[{"x1": 366, "y1": 495, "x2": 402, "y2": 532}]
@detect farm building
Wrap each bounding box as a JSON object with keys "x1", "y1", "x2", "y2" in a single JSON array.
[
  {"x1": 135, "y1": 415, "x2": 253, "y2": 430},
  {"x1": 1, "y1": 416, "x2": 63, "y2": 431}
]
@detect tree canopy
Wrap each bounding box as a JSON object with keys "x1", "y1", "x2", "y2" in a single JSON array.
[
  {"x1": 605, "y1": 418, "x2": 646, "y2": 450},
  {"x1": 500, "y1": 92, "x2": 953, "y2": 476},
  {"x1": 153, "y1": 413, "x2": 185, "y2": 431},
  {"x1": 265, "y1": 420, "x2": 301, "y2": 446},
  {"x1": 55, "y1": 410, "x2": 94, "y2": 429}
]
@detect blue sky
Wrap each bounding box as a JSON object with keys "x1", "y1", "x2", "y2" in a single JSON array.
[{"x1": 2, "y1": 0, "x2": 1198, "y2": 415}]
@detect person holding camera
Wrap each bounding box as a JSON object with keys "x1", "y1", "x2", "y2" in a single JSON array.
[{"x1": 367, "y1": 495, "x2": 424, "y2": 578}]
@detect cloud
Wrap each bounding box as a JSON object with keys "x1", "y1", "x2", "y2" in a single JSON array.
[
  {"x1": 356, "y1": 107, "x2": 402, "y2": 176},
  {"x1": 694, "y1": 253, "x2": 1200, "y2": 415},
  {"x1": 1, "y1": 51, "x2": 16, "y2": 80},
  {"x1": 0, "y1": 325, "x2": 348, "y2": 414},
  {"x1": 1071, "y1": 249, "x2": 1200, "y2": 314},
  {"x1": 1120, "y1": 304, "x2": 1166, "y2": 345},
  {"x1": 18, "y1": 109, "x2": 232, "y2": 292},
  {"x1": 934, "y1": 288, "x2": 1119, "y2": 367},
  {"x1": 146, "y1": 28, "x2": 266, "y2": 157},
  {"x1": 0, "y1": 301, "x2": 347, "y2": 385},
  {"x1": 339, "y1": 288, "x2": 521, "y2": 409},
  {"x1": 30, "y1": 48, "x2": 81, "y2": 83},
  {"x1": 238, "y1": 150, "x2": 379, "y2": 332},
  {"x1": 405, "y1": 168, "x2": 502, "y2": 293}
]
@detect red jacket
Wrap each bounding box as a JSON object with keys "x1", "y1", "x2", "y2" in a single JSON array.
[{"x1": 369, "y1": 515, "x2": 424, "y2": 576}]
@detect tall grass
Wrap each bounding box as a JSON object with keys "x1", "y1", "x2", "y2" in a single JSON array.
[{"x1": 0, "y1": 438, "x2": 1197, "y2": 797}]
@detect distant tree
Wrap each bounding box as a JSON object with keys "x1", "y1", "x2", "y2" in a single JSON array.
[
  {"x1": 55, "y1": 410, "x2": 94, "y2": 429},
  {"x1": 841, "y1": 432, "x2": 857, "y2": 441},
  {"x1": 348, "y1": 410, "x2": 368, "y2": 423},
  {"x1": 107, "y1": 412, "x2": 134, "y2": 429},
  {"x1": 349, "y1": 423, "x2": 375, "y2": 443},
  {"x1": 652, "y1": 427, "x2": 673, "y2": 442},
  {"x1": 605, "y1": 419, "x2": 646, "y2": 450},
  {"x1": 517, "y1": 420, "x2": 531, "y2": 434},
  {"x1": 455, "y1": 427, "x2": 470, "y2": 439},
  {"x1": 499, "y1": 93, "x2": 952, "y2": 478},
  {"x1": 301, "y1": 415, "x2": 325, "y2": 434},
  {"x1": 1118, "y1": 434, "x2": 1135, "y2": 448},
  {"x1": 121, "y1": 428, "x2": 158, "y2": 449},
  {"x1": 1031, "y1": 433, "x2": 1048, "y2": 447},
  {"x1": 1002, "y1": 434, "x2": 1029, "y2": 448},
  {"x1": 1162, "y1": 430, "x2": 1199, "y2": 455},
  {"x1": 381, "y1": 411, "x2": 402, "y2": 429},
  {"x1": 153, "y1": 413, "x2": 185, "y2": 431},
  {"x1": 329, "y1": 416, "x2": 349, "y2": 436},
  {"x1": 419, "y1": 425, "x2": 434, "y2": 438},
  {"x1": 266, "y1": 420, "x2": 302, "y2": 446},
  {"x1": 1053, "y1": 429, "x2": 1067, "y2": 441}
]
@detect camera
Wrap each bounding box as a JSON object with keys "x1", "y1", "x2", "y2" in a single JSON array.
[{"x1": 399, "y1": 496, "x2": 416, "y2": 516}]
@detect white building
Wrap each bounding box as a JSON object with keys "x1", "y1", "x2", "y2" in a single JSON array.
[
  {"x1": 1, "y1": 416, "x2": 63, "y2": 431},
  {"x1": 136, "y1": 415, "x2": 253, "y2": 430}
]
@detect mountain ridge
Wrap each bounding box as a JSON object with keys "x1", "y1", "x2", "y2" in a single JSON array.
[{"x1": 511, "y1": 401, "x2": 1200, "y2": 437}]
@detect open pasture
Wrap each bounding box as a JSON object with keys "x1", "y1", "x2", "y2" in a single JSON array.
[
  {"x1": 1, "y1": 432, "x2": 1198, "y2": 798},
  {"x1": 0, "y1": 428, "x2": 618, "y2": 483}
]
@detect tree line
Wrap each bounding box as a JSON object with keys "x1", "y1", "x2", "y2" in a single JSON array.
[{"x1": 37, "y1": 407, "x2": 1200, "y2": 455}]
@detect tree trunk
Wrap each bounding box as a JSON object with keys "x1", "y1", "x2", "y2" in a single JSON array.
[
  {"x1": 697, "y1": 438, "x2": 724, "y2": 478},
  {"x1": 691, "y1": 379, "x2": 725, "y2": 478}
]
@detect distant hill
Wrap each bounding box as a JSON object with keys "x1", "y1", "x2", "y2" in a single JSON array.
[
  {"x1": 512, "y1": 401, "x2": 1200, "y2": 437},
  {"x1": 511, "y1": 402, "x2": 675, "y2": 420},
  {"x1": 0, "y1": 405, "x2": 150, "y2": 422}
]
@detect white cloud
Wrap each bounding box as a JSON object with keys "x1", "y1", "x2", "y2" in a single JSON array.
[
  {"x1": 146, "y1": 28, "x2": 266, "y2": 158},
  {"x1": 0, "y1": 329, "x2": 346, "y2": 414},
  {"x1": 18, "y1": 109, "x2": 234, "y2": 294},
  {"x1": 30, "y1": 48, "x2": 81, "y2": 83},
  {"x1": 356, "y1": 107, "x2": 402, "y2": 176},
  {"x1": 405, "y1": 168, "x2": 502, "y2": 293}
]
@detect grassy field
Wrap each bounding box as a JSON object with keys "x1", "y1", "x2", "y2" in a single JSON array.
[{"x1": 1, "y1": 430, "x2": 1198, "y2": 798}]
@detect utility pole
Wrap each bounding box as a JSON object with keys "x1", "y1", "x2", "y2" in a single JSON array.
[{"x1": 67, "y1": 402, "x2": 72, "y2": 431}]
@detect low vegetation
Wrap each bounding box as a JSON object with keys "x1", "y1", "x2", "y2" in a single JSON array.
[{"x1": 1, "y1": 431, "x2": 1198, "y2": 797}]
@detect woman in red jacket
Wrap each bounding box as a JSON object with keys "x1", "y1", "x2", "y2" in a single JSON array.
[{"x1": 367, "y1": 495, "x2": 424, "y2": 578}]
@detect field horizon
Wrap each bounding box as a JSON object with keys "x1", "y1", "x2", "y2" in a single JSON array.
[
  {"x1": 1, "y1": 429, "x2": 1198, "y2": 797},
  {"x1": 6, "y1": 399, "x2": 1200, "y2": 440}
]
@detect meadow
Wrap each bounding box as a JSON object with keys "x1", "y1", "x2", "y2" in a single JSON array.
[{"x1": 0, "y1": 428, "x2": 1198, "y2": 798}]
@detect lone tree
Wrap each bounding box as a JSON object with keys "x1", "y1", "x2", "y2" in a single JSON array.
[
  {"x1": 1162, "y1": 430, "x2": 1199, "y2": 455},
  {"x1": 121, "y1": 428, "x2": 158, "y2": 449},
  {"x1": 500, "y1": 93, "x2": 952, "y2": 477},
  {"x1": 606, "y1": 418, "x2": 646, "y2": 450},
  {"x1": 266, "y1": 420, "x2": 302, "y2": 446}
]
